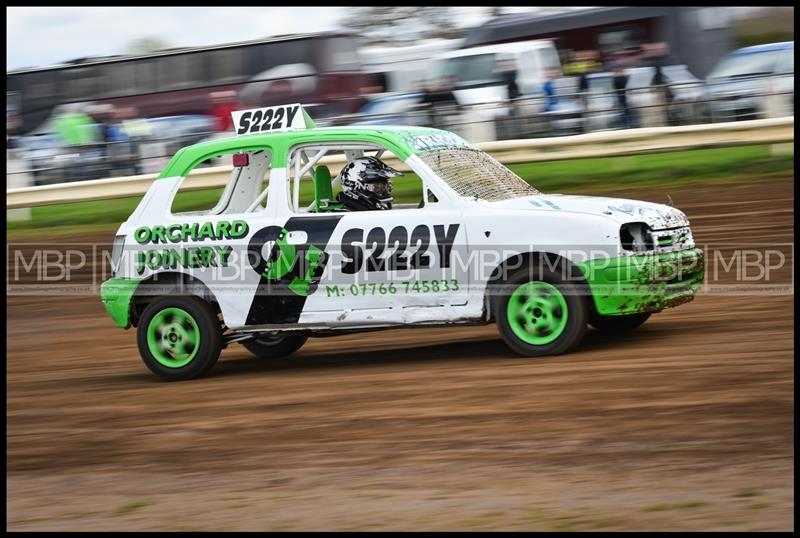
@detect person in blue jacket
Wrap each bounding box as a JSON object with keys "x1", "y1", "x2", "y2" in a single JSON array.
[{"x1": 542, "y1": 69, "x2": 559, "y2": 113}]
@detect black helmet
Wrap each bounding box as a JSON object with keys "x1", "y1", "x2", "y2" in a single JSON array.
[{"x1": 336, "y1": 156, "x2": 401, "y2": 211}]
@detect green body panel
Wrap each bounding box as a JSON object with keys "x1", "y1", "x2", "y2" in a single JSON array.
[
  {"x1": 100, "y1": 277, "x2": 140, "y2": 328},
  {"x1": 156, "y1": 126, "x2": 448, "y2": 179},
  {"x1": 578, "y1": 248, "x2": 704, "y2": 316}
]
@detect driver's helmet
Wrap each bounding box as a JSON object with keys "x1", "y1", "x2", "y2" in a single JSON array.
[{"x1": 336, "y1": 156, "x2": 401, "y2": 211}]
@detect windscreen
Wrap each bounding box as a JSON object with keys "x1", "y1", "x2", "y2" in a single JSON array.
[
  {"x1": 440, "y1": 54, "x2": 502, "y2": 87},
  {"x1": 416, "y1": 147, "x2": 539, "y2": 202},
  {"x1": 708, "y1": 49, "x2": 787, "y2": 79}
]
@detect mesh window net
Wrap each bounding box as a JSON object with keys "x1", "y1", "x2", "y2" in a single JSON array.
[{"x1": 417, "y1": 148, "x2": 540, "y2": 202}]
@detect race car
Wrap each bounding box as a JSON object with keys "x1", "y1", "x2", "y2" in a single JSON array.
[{"x1": 101, "y1": 104, "x2": 704, "y2": 381}]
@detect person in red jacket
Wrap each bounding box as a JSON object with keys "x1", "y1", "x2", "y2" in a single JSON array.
[{"x1": 209, "y1": 90, "x2": 238, "y2": 132}]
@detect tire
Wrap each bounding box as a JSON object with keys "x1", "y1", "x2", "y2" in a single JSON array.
[
  {"x1": 495, "y1": 265, "x2": 588, "y2": 357},
  {"x1": 136, "y1": 296, "x2": 222, "y2": 381},
  {"x1": 589, "y1": 312, "x2": 651, "y2": 332},
  {"x1": 242, "y1": 333, "x2": 307, "y2": 359}
]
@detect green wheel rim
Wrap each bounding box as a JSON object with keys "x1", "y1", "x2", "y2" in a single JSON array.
[
  {"x1": 507, "y1": 281, "x2": 569, "y2": 345},
  {"x1": 146, "y1": 307, "x2": 201, "y2": 368}
]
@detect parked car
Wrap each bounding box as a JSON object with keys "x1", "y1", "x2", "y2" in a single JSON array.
[
  {"x1": 145, "y1": 115, "x2": 217, "y2": 152},
  {"x1": 705, "y1": 41, "x2": 794, "y2": 122},
  {"x1": 18, "y1": 132, "x2": 110, "y2": 185},
  {"x1": 18, "y1": 133, "x2": 68, "y2": 185},
  {"x1": 626, "y1": 65, "x2": 705, "y2": 126},
  {"x1": 547, "y1": 65, "x2": 705, "y2": 133}
]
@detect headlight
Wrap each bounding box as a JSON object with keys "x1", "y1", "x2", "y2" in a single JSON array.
[
  {"x1": 620, "y1": 222, "x2": 654, "y2": 252},
  {"x1": 111, "y1": 235, "x2": 126, "y2": 276}
]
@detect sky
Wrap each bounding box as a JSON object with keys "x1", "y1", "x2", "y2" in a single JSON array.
[{"x1": 6, "y1": 6, "x2": 547, "y2": 70}]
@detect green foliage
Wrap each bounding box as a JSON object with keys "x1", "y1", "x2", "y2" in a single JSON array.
[
  {"x1": 125, "y1": 36, "x2": 172, "y2": 55},
  {"x1": 340, "y1": 7, "x2": 459, "y2": 45}
]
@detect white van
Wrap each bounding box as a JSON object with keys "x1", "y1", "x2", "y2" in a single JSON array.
[
  {"x1": 435, "y1": 39, "x2": 562, "y2": 106},
  {"x1": 360, "y1": 39, "x2": 464, "y2": 94}
]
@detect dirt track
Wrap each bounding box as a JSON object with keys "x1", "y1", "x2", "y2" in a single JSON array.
[{"x1": 7, "y1": 176, "x2": 794, "y2": 531}]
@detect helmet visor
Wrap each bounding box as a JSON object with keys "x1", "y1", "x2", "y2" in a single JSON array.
[{"x1": 365, "y1": 180, "x2": 392, "y2": 196}]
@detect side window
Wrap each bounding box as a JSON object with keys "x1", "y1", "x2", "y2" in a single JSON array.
[
  {"x1": 288, "y1": 144, "x2": 430, "y2": 214},
  {"x1": 207, "y1": 48, "x2": 246, "y2": 85},
  {"x1": 171, "y1": 149, "x2": 272, "y2": 215},
  {"x1": 158, "y1": 52, "x2": 207, "y2": 91}
]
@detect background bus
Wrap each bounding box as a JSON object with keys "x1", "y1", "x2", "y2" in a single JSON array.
[{"x1": 6, "y1": 31, "x2": 364, "y2": 135}]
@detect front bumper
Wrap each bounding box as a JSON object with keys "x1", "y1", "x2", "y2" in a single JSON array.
[
  {"x1": 100, "y1": 278, "x2": 140, "y2": 328},
  {"x1": 578, "y1": 248, "x2": 704, "y2": 316}
]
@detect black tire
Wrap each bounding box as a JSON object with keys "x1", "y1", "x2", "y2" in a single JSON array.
[
  {"x1": 242, "y1": 333, "x2": 307, "y2": 359},
  {"x1": 589, "y1": 312, "x2": 651, "y2": 332},
  {"x1": 136, "y1": 296, "x2": 222, "y2": 381},
  {"x1": 495, "y1": 265, "x2": 588, "y2": 357}
]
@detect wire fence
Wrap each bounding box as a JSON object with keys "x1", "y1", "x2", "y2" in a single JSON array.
[{"x1": 7, "y1": 74, "x2": 794, "y2": 187}]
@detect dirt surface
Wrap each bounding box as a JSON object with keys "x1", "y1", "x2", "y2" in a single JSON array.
[{"x1": 7, "y1": 176, "x2": 794, "y2": 531}]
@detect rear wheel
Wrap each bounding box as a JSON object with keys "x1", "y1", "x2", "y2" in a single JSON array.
[
  {"x1": 495, "y1": 266, "x2": 588, "y2": 356},
  {"x1": 242, "y1": 333, "x2": 308, "y2": 359},
  {"x1": 137, "y1": 296, "x2": 222, "y2": 381},
  {"x1": 589, "y1": 312, "x2": 651, "y2": 332}
]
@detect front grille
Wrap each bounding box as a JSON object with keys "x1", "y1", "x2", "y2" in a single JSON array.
[{"x1": 651, "y1": 227, "x2": 693, "y2": 253}]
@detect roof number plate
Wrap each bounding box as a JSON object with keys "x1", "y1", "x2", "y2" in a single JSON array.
[{"x1": 232, "y1": 104, "x2": 305, "y2": 135}]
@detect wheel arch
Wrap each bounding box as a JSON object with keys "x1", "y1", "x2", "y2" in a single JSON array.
[
  {"x1": 130, "y1": 271, "x2": 222, "y2": 328},
  {"x1": 483, "y1": 251, "x2": 593, "y2": 321}
]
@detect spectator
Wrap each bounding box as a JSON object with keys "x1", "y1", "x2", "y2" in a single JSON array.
[
  {"x1": 494, "y1": 58, "x2": 523, "y2": 139},
  {"x1": 567, "y1": 50, "x2": 602, "y2": 114},
  {"x1": 542, "y1": 69, "x2": 559, "y2": 113},
  {"x1": 495, "y1": 58, "x2": 521, "y2": 100},
  {"x1": 647, "y1": 43, "x2": 674, "y2": 126},
  {"x1": 612, "y1": 64, "x2": 635, "y2": 129},
  {"x1": 98, "y1": 107, "x2": 122, "y2": 145},
  {"x1": 421, "y1": 75, "x2": 460, "y2": 129},
  {"x1": 54, "y1": 110, "x2": 99, "y2": 146},
  {"x1": 209, "y1": 90, "x2": 238, "y2": 132}
]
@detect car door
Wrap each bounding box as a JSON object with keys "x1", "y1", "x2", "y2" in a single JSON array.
[
  {"x1": 319, "y1": 204, "x2": 469, "y2": 308},
  {"x1": 297, "y1": 183, "x2": 471, "y2": 321}
]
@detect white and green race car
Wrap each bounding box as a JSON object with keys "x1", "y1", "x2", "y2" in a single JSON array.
[{"x1": 101, "y1": 104, "x2": 704, "y2": 380}]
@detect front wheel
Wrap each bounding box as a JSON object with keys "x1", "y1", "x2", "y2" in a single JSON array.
[
  {"x1": 242, "y1": 333, "x2": 308, "y2": 359},
  {"x1": 495, "y1": 266, "x2": 588, "y2": 356},
  {"x1": 137, "y1": 296, "x2": 222, "y2": 381},
  {"x1": 589, "y1": 312, "x2": 651, "y2": 332}
]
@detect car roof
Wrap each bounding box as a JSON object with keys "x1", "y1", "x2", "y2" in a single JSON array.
[
  {"x1": 733, "y1": 41, "x2": 794, "y2": 55},
  {"x1": 191, "y1": 125, "x2": 440, "y2": 145},
  {"x1": 157, "y1": 125, "x2": 456, "y2": 178}
]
